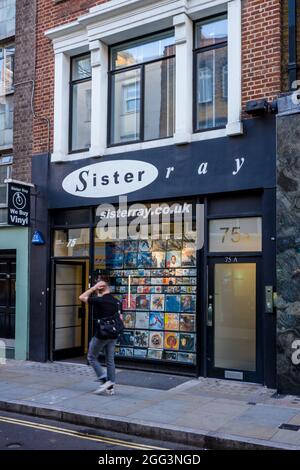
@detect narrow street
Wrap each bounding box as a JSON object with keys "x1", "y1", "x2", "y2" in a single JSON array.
[{"x1": 0, "y1": 411, "x2": 199, "y2": 451}]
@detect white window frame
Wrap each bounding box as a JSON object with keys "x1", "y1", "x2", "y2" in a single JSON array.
[{"x1": 46, "y1": 0, "x2": 242, "y2": 162}]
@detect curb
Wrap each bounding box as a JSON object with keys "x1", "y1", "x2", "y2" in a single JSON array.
[{"x1": 0, "y1": 400, "x2": 299, "y2": 450}]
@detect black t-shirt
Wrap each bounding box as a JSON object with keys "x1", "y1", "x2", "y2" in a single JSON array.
[{"x1": 88, "y1": 293, "x2": 120, "y2": 320}]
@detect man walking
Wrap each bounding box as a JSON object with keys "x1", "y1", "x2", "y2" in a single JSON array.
[{"x1": 79, "y1": 280, "x2": 120, "y2": 395}]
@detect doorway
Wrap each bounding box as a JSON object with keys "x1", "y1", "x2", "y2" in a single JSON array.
[
  {"x1": 0, "y1": 251, "x2": 16, "y2": 339},
  {"x1": 52, "y1": 260, "x2": 86, "y2": 360},
  {"x1": 207, "y1": 258, "x2": 262, "y2": 383}
]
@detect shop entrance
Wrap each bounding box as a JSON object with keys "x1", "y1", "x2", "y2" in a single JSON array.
[
  {"x1": 52, "y1": 260, "x2": 87, "y2": 360},
  {"x1": 0, "y1": 251, "x2": 16, "y2": 339},
  {"x1": 207, "y1": 258, "x2": 262, "y2": 383}
]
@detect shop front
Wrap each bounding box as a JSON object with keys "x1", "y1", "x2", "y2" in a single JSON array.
[{"x1": 30, "y1": 116, "x2": 277, "y2": 387}]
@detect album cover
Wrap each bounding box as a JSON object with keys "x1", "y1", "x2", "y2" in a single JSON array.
[
  {"x1": 148, "y1": 349, "x2": 163, "y2": 360},
  {"x1": 150, "y1": 294, "x2": 165, "y2": 311},
  {"x1": 151, "y1": 278, "x2": 163, "y2": 285},
  {"x1": 122, "y1": 294, "x2": 136, "y2": 310},
  {"x1": 151, "y1": 251, "x2": 166, "y2": 268},
  {"x1": 164, "y1": 332, "x2": 179, "y2": 350},
  {"x1": 179, "y1": 333, "x2": 196, "y2": 352},
  {"x1": 167, "y1": 239, "x2": 182, "y2": 250},
  {"x1": 136, "y1": 294, "x2": 150, "y2": 310},
  {"x1": 134, "y1": 330, "x2": 149, "y2": 348},
  {"x1": 152, "y1": 286, "x2": 162, "y2": 293},
  {"x1": 106, "y1": 253, "x2": 123, "y2": 268},
  {"x1": 137, "y1": 252, "x2": 153, "y2": 268},
  {"x1": 119, "y1": 330, "x2": 134, "y2": 347},
  {"x1": 133, "y1": 348, "x2": 148, "y2": 358},
  {"x1": 123, "y1": 311, "x2": 136, "y2": 329},
  {"x1": 124, "y1": 240, "x2": 139, "y2": 252},
  {"x1": 149, "y1": 331, "x2": 164, "y2": 349},
  {"x1": 166, "y1": 251, "x2": 181, "y2": 268},
  {"x1": 179, "y1": 314, "x2": 196, "y2": 332},
  {"x1": 138, "y1": 269, "x2": 146, "y2": 276},
  {"x1": 165, "y1": 313, "x2": 179, "y2": 331},
  {"x1": 151, "y1": 240, "x2": 167, "y2": 251},
  {"x1": 135, "y1": 311, "x2": 149, "y2": 329},
  {"x1": 119, "y1": 347, "x2": 134, "y2": 357},
  {"x1": 149, "y1": 312, "x2": 164, "y2": 330},
  {"x1": 106, "y1": 241, "x2": 124, "y2": 254},
  {"x1": 137, "y1": 286, "x2": 151, "y2": 294},
  {"x1": 139, "y1": 240, "x2": 152, "y2": 252},
  {"x1": 163, "y1": 351, "x2": 178, "y2": 361},
  {"x1": 123, "y1": 252, "x2": 137, "y2": 268},
  {"x1": 165, "y1": 294, "x2": 181, "y2": 312},
  {"x1": 181, "y1": 295, "x2": 196, "y2": 312},
  {"x1": 113, "y1": 294, "x2": 123, "y2": 303},
  {"x1": 177, "y1": 352, "x2": 196, "y2": 364},
  {"x1": 182, "y1": 247, "x2": 197, "y2": 267}
]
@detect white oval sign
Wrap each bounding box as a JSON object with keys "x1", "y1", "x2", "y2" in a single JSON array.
[{"x1": 62, "y1": 160, "x2": 158, "y2": 198}]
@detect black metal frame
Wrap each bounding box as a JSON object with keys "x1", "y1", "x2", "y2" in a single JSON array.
[
  {"x1": 288, "y1": 0, "x2": 298, "y2": 90},
  {"x1": 193, "y1": 14, "x2": 228, "y2": 134},
  {"x1": 52, "y1": 259, "x2": 87, "y2": 360},
  {"x1": 69, "y1": 52, "x2": 92, "y2": 155},
  {"x1": 0, "y1": 250, "x2": 16, "y2": 340},
  {"x1": 107, "y1": 29, "x2": 175, "y2": 147}
]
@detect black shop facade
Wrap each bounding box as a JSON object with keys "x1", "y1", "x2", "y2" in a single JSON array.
[{"x1": 30, "y1": 116, "x2": 277, "y2": 388}]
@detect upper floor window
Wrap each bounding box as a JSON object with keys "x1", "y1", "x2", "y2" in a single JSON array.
[
  {"x1": 70, "y1": 54, "x2": 91, "y2": 153},
  {"x1": 0, "y1": 44, "x2": 15, "y2": 95},
  {"x1": 0, "y1": 155, "x2": 12, "y2": 223},
  {"x1": 109, "y1": 31, "x2": 175, "y2": 146},
  {"x1": 0, "y1": 0, "x2": 15, "y2": 41},
  {"x1": 194, "y1": 15, "x2": 228, "y2": 131}
]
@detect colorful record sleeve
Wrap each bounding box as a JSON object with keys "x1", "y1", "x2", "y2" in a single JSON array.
[
  {"x1": 122, "y1": 294, "x2": 136, "y2": 310},
  {"x1": 123, "y1": 311, "x2": 136, "y2": 329},
  {"x1": 135, "y1": 311, "x2": 149, "y2": 329},
  {"x1": 181, "y1": 247, "x2": 197, "y2": 267},
  {"x1": 150, "y1": 294, "x2": 165, "y2": 311},
  {"x1": 180, "y1": 295, "x2": 196, "y2": 312},
  {"x1": 119, "y1": 347, "x2": 134, "y2": 357},
  {"x1": 177, "y1": 352, "x2": 196, "y2": 364},
  {"x1": 138, "y1": 240, "x2": 152, "y2": 252},
  {"x1": 164, "y1": 313, "x2": 179, "y2": 331},
  {"x1": 165, "y1": 294, "x2": 181, "y2": 312},
  {"x1": 151, "y1": 251, "x2": 166, "y2": 268},
  {"x1": 137, "y1": 252, "x2": 153, "y2": 268},
  {"x1": 166, "y1": 251, "x2": 181, "y2": 268},
  {"x1": 148, "y1": 349, "x2": 163, "y2": 360},
  {"x1": 119, "y1": 330, "x2": 134, "y2": 347},
  {"x1": 164, "y1": 332, "x2": 179, "y2": 350},
  {"x1": 106, "y1": 253, "x2": 123, "y2": 269},
  {"x1": 149, "y1": 312, "x2": 164, "y2": 330},
  {"x1": 124, "y1": 252, "x2": 137, "y2": 268},
  {"x1": 163, "y1": 351, "x2": 178, "y2": 361},
  {"x1": 149, "y1": 331, "x2": 164, "y2": 349},
  {"x1": 134, "y1": 330, "x2": 149, "y2": 348},
  {"x1": 179, "y1": 314, "x2": 196, "y2": 332},
  {"x1": 136, "y1": 294, "x2": 150, "y2": 310},
  {"x1": 179, "y1": 333, "x2": 196, "y2": 352},
  {"x1": 133, "y1": 348, "x2": 148, "y2": 358}
]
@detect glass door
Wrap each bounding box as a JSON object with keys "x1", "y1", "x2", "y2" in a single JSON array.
[
  {"x1": 52, "y1": 261, "x2": 86, "y2": 360},
  {"x1": 207, "y1": 258, "x2": 262, "y2": 383}
]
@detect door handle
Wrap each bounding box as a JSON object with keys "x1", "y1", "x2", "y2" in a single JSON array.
[{"x1": 207, "y1": 303, "x2": 213, "y2": 327}]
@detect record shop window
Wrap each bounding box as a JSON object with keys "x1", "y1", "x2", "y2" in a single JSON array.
[
  {"x1": 70, "y1": 54, "x2": 92, "y2": 153},
  {"x1": 109, "y1": 31, "x2": 176, "y2": 146},
  {"x1": 194, "y1": 15, "x2": 228, "y2": 131},
  {"x1": 93, "y1": 203, "x2": 198, "y2": 365},
  {"x1": 0, "y1": 155, "x2": 12, "y2": 225}
]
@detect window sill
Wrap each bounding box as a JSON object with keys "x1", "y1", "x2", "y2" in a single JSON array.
[{"x1": 51, "y1": 123, "x2": 243, "y2": 162}]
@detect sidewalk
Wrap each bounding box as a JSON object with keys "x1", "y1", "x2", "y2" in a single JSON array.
[{"x1": 1, "y1": 360, "x2": 300, "y2": 450}]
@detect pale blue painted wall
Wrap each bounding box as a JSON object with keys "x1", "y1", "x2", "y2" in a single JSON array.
[{"x1": 0, "y1": 227, "x2": 29, "y2": 360}]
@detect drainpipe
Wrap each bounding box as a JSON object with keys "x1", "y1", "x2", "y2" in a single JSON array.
[{"x1": 288, "y1": 0, "x2": 298, "y2": 90}]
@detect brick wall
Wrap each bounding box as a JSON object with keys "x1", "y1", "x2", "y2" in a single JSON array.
[
  {"x1": 33, "y1": 0, "x2": 282, "y2": 155},
  {"x1": 281, "y1": 0, "x2": 300, "y2": 92},
  {"x1": 12, "y1": 0, "x2": 37, "y2": 183},
  {"x1": 242, "y1": 0, "x2": 281, "y2": 112}
]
